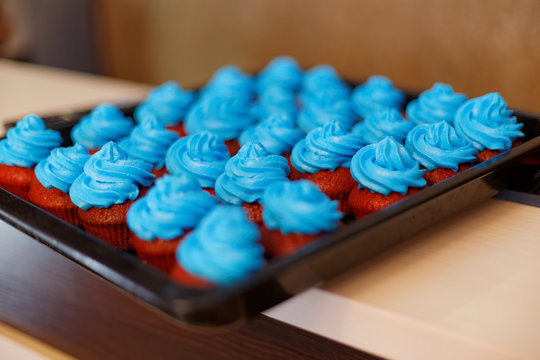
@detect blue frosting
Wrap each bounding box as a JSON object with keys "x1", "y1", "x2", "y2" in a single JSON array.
[
  {"x1": 262, "y1": 180, "x2": 342, "y2": 235},
  {"x1": 127, "y1": 174, "x2": 218, "y2": 241},
  {"x1": 35, "y1": 144, "x2": 90, "y2": 193},
  {"x1": 405, "y1": 122, "x2": 478, "y2": 171},
  {"x1": 184, "y1": 96, "x2": 255, "y2": 141},
  {"x1": 0, "y1": 115, "x2": 63, "y2": 167},
  {"x1": 71, "y1": 103, "x2": 133, "y2": 150},
  {"x1": 165, "y1": 131, "x2": 230, "y2": 188},
  {"x1": 250, "y1": 86, "x2": 297, "y2": 120},
  {"x1": 350, "y1": 137, "x2": 426, "y2": 195},
  {"x1": 454, "y1": 92, "x2": 524, "y2": 151},
  {"x1": 239, "y1": 114, "x2": 304, "y2": 155},
  {"x1": 177, "y1": 206, "x2": 264, "y2": 285},
  {"x1": 118, "y1": 113, "x2": 179, "y2": 169},
  {"x1": 352, "y1": 108, "x2": 413, "y2": 144},
  {"x1": 297, "y1": 92, "x2": 355, "y2": 133},
  {"x1": 300, "y1": 65, "x2": 350, "y2": 102},
  {"x1": 291, "y1": 121, "x2": 365, "y2": 173},
  {"x1": 134, "y1": 82, "x2": 195, "y2": 126},
  {"x1": 256, "y1": 56, "x2": 303, "y2": 92},
  {"x1": 69, "y1": 142, "x2": 155, "y2": 210},
  {"x1": 201, "y1": 65, "x2": 254, "y2": 101},
  {"x1": 406, "y1": 83, "x2": 467, "y2": 125},
  {"x1": 351, "y1": 75, "x2": 406, "y2": 118},
  {"x1": 215, "y1": 142, "x2": 290, "y2": 204}
]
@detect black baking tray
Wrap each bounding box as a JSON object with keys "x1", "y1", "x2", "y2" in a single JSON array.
[{"x1": 1, "y1": 94, "x2": 539, "y2": 327}]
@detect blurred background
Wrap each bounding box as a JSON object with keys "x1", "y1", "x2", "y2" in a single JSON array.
[{"x1": 1, "y1": 0, "x2": 539, "y2": 112}]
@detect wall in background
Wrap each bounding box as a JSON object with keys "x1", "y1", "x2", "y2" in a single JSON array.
[{"x1": 96, "y1": 0, "x2": 540, "y2": 112}]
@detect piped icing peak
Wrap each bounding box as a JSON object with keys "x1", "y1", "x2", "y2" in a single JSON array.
[
  {"x1": 405, "y1": 122, "x2": 477, "y2": 171},
  {"x1": 127, "y1": 174, "x2": 218, "y2": 241},
  {"x1": 351, "y1": 75, "x2": 406, "y2": 118},
  {"x1": 119, "y1": 113, "x2": 179, "y2": 169},
  {"x1": 239, "y1": 114, "x2": 304, "y2": 155},
  {"x1": 300, "y1": 65, "x2": 349, "y2": 102},
  {"x1": 0, "y1": 114, "x2": 63, "y2": 167},
  {"x1": 291, "y1": 121, "x2": 364, "y2": 173},
  {"x1": 69, "y1": 142, "x2": 155, "y2": 210},
  {"x1": 257, "y1": 56, "x2": 303, "y2": 92},
  {"x1": 71, "y1": 103, "x2": 133, "y2": 150},
  {"x1": 35, "y1": 144, "x2": 90, "y2": 193},
  {"x1": 351, "y1": 137, "x2": 426, "y2": 195},
  {"x1": 165, "y1": 131, "x2": 230, "y2": 188},
  {"x1": 201, "y1": 65, "x2": 254, "y2": 100},
  {"x1": 352, "y1": 108, "x2": 413, "y2": 144},
  {"x1": 184, "y1": 95, "x2": 255, "y2": 140},
  {"x1": 406, "y1": 83, "x2": 467, "y2": 125},
  {"x1": 250, "y1": 86, "x2": 297, "y2": 120},
  {"x1": 177, "y1": 205, "x2": 264, "y2": 285},
  {"x1": 215, "y1": 142, "x2": 290, "y2": 204},
  {"x1": 297, "y1": 92, "x2": 355, "y2": 133},
  {"x1": 134, "y1": 81, "x2": 195, "y2": 126},
  {"x1": 262, "y1": 180, "x2": 343, "y2": 235},
  {"x1": 454, "y1": 92, "x2": 524, "y2": 151}
]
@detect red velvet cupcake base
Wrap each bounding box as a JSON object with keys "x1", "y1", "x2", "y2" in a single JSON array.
[
  {"x1": 0, "y1": 163, "x2": 34, "y2": 201},
  {"x1": 225, "y1": 139, "x2": 241, "y2": 156},
  {"x1": 260, "y1": 225, "x2": 322, "y2": 258},
  {"x1": 130, "y1": 233, "x2": 184, "y2": 273},
  {"x1": 28, "y1": 175, "x2": 81, "y2": 226},
  {"x1": 423, "y1": 164, "x2": 472, "y2": 185},
  {"x1": 170, "y1": 263, "x2": 213, "y2": 288},
  {"x1": 348, "y1": 187, "x2": 420, "y2": 219},
  {"x1": 166, "y1": 123, "x2": 187, "y2": 137},
  {"x1": 243, "y1": 202, "x2": 263, "y2": 224},
  {"x1": 477, "y1": 141, "x2": 522, "y2": 162},
  {"x1": 78, "y1": 201, "x2": 133, "y2": 250}
]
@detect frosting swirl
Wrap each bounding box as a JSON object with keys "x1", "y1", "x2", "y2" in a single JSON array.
[
  {"x1": 215, "y1": 142, "x2": 290, "y2": 204},
  {"x1": 250, "y1": 86, "x2": 297, "y2": 120},
  {"x1": 406, "y1": 83, "x2": 467, "y2": 125},
  {"x1": 184, "y1": 96, "x2": 255, "y2": 140},
  {"x1": 352, "y1": 108, "x2": 413, "y2": 144},
  {"x1": 300, "y1": 65, "x2": 349, "y2": 102},
  {"x1": 201, "y1": 65, "x2": 254, "y2": 101},
  {"x1": 453, "y1": 92, "x2": 524, "y2": 151},
  {"x1": 177, "y1": 206, "x2": 264, "y2": 285},
  {"x1": 405, "y1": 122, "x2": 477, "y2": 171},
  {"x1": 0, "y1": 114, "x2": 63, "y2": 167},
  {"x1": 297, "y1": 92, "x2": 355, "y2": 133},
  {"x1": 71, "y1": 103, "x2": 133, "y2": 150},
  {"x1": 118, "y1": 113, "x2": 179, "y2": 169},
  {"x1": 165, "y1": 131, "x2": 230, "y2": 188},
  {"x1": 69, "y1": 142, "x2": 155, "y2": 210},
  {"x1": 134, "y1": 81, "x2": 195, "y2": 126},
  {"x1": 350, "y1": 137, "x2": 426, "y2": 195},
  {"x1": 239, "y1": 114, "x2": 304, "y2": 155},
  {"x1": 351, "y1": 75, "x2": 406, "y2": 118},
  {"x1": 256, "y1": 56, "x2": 303, "y2": 92},
  {"x1": 262, "y1": 180, "x2": 342, "y2": 235},
  {"x1": 35, "y1": 144, "x2": 90, "y2": 193},
  {"x1": 127, "y1": 174, "x2": 218, "y2": 241},
  {"x1": 291, "y1": 121, "x2": 364, "y2": 173}
]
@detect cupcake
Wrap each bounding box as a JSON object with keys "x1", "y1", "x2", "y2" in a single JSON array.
[
  {"x1": 453, "y1": 93, "x2": 524, "y2": 162},
  {"x1": 200, "y1": 65, "x2": 254, "y2": 103},
  {"x1": 165, "y1": 131, "x2": 230, "y2": 195},
  {"x1": 214, "y1": 142, "x2": 290, "y2": 223},
  {"x1": 256, "y1": 56, "x2": 303, "y2": 93},
  {"x1": 290, "y1": 121, "x2": 364, "y2": 212},
  {"x1": 134, "y1": 81, "x2": 195, "y2": 137},
  {"x1": 71, "y1": 103, "x2": 133, "y2": 154},
  {"x1": 184, "y1": 95, "x2": 255, "y2": 155},
  {"x1": 352, "y1": 108, "x2": 413, "y2": 144},
  {"x1": 405, "y1": 122, "x2": 478, "y2": 184},
  {"x1": 0, "y1": 115, "x2": 63, "y2": 200},
  {"x1": 297, "y1": 91, "x2": 355, "y2": 133},
  {"x1": 69, "y1": 142, "x2": 155, "y2": 250},
  {"x1": 172, "y1": 205, "x2": 264, "y2": 287},
  {"x1": 351, "y1": 75, "x2": 406, "y2": 119},
  {"x1": 28, "y1": 144, "x2": 90, "y2": 225},
  {"x1": 118, "y1": 113, "x2": 179, "y2": 178},
  {"x1": 348, "y1": 137, "x2": 426, "y2": 218},
  {"x1": 239, "y1": 114, "x2": 304, "y2": 158},
  {"x1": 406, "y1": 83, "x2": 467, "y2": 125},
  {"x1": 127, "y1": 174, "x2": 218, "y2": 272},
  {"x1": 261, "y1": 180, "x2": 343, "y2": 257},
  {"x1": 300, "y1": 65, "x2": 349, "y2": 104},
  {"x1": 250, "y1": 86, "x2": 297, "y2": 121}
]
